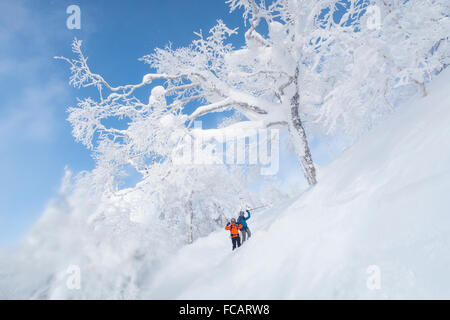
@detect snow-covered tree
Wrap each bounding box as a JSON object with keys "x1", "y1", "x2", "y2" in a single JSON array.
[
  {"x1": 57, "y1": 0, "x2": 449, "y2": 192},
  {"x1": 142, "y1": 0, "x2": 449, "y2": 184},
  {"x1": 311, "y1": 0, "x2": 450, "y2": 138},
  {"x1": 135, "y1": 1, "x2": 368, "y2": 186},
  {"x1": 377, "y1": 0, "x2": 450, "y2": 96},
  {"x1": 56, "y1": 39, "x2": 273, "y2": 243}
]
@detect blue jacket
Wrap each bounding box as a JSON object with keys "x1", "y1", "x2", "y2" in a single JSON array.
[{"x1": 237, "y1": 211, "x2": 251, "y2": 229}]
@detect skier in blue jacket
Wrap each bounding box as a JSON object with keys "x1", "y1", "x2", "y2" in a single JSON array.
[{"x1": 237, "y1": 209, "x2": 251, "y2": 243}]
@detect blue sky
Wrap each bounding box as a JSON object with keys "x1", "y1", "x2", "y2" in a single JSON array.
[{"x1": 0, "y1": 0, "x2": 341, "y2": 246}]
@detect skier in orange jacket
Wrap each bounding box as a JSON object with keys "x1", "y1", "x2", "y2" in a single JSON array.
[{"x1": 225, "y1": 218, "x2": 243, "y2": 250}]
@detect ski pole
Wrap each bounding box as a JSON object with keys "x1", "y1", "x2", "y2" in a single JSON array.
[{"x1": 247, "y1": 204, "x2": 271, "y2": 211}]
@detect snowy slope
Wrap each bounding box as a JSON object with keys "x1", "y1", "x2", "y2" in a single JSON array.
[
  {"x1": 145, "y1": 68, "x2": 450, "y2": 299},
  {"x1": 2, "y1": 68, "x2": 449, "y2": 300}
]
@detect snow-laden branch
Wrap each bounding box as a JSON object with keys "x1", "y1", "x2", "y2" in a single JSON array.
[{"x1": 188, "y1": 98, "x2": 234, "y2": 124}]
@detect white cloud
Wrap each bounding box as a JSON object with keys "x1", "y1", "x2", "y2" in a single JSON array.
[
  {"x1": 0, "y1": 81, "x2": 70, "y2": 147},
  {"x1": 0, "y1": 1, "x2": 73, "y2": 148}
]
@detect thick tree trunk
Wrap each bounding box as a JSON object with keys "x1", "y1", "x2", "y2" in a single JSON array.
[{"x1": 289, "y1": 67, "x2": 317, "y2": 186}]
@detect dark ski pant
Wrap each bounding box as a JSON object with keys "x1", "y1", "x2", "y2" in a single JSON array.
[
  {"x1": 241, "y1": 227, "x2": 251, "y2": 243},
  {"x1": 231, "y1": 236, "x2": 241, "y2": 250}
]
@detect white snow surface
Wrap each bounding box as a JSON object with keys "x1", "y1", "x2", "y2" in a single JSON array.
[
  {"x1": 146, "y1": 67, "x2": 450, "y2": 299},
  {"x1": 2, "y1": 68, "x2": 450, "y2": 299}
]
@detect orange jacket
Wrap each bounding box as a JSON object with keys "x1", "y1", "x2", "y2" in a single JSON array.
[{"x1": 225, "y1": 223, "x2": 242, "y2": 238}]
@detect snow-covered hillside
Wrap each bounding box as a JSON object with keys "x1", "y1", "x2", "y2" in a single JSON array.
[
  {"x1": 145, "y1": 67, "x2": 450, "y2": 299},
  {"x1": 2, "y1": 67, "x2": 450, "y2": 300}
]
